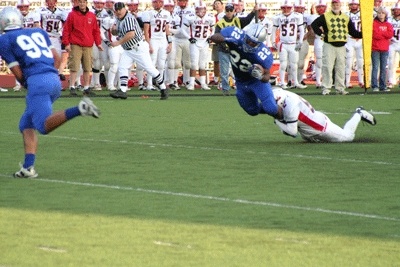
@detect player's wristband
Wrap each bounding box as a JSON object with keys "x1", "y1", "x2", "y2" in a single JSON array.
[{"x1": 167, "y1": 35, "x2": 172, "y2": 44}]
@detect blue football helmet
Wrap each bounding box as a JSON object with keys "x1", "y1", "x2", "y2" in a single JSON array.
[{"x1": 242, "y1": 24, "x2": 267, "y2": 53}]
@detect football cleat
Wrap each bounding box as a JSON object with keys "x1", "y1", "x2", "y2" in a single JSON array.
[
  {"x1": 79, "y1": 97, "x2": 100, "y2": 118},
  {"x1": 160, "y1": 89, "x2": 168, "y2": 100},
  {"x1": 110, "y1": 89, "x2": 127, "y2": 99},
  {"x1": 356, "y1": 107, "x2": 376, "y2": 126},
  {"x1": 14, "y1": 164, "x2": 38, "y2": 178}
]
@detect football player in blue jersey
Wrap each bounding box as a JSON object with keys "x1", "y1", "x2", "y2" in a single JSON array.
[
  {"x1": 210, "y1": 24, "x2": 281, "y2": 119},
  {"x1": 0, "y1": 7, "x2": 101, "y2": 178}
]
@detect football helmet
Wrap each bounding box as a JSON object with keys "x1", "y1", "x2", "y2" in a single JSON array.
[
  {"x1": 164, "y1": 0, "x2": 174, "y2": 6},
  {"x1": 93, "y1": 0, "x2": 106, "y2": 11},
  {"x1": 392, "y1": 2, "x2": 400, "y2": 10},
  {"x1": 17, "y1": 0, "x2": 30, "y2": 16},
  {"x1": 177, "y1": 0, "x2": 188, "y2": 9},
  {"x1": 315, "y1": 0, "x2": 327, "y2": 15},
  {"x1": 46, "y1": 0, "x2": 57, "y2": 10},
  {"x1": 242, "y1": 24, "x2": 267, "y2": 53},
  {"x1": 281, "y1": 0, "x2": 293, "y2": 15},
  {"x1": 152, "y1": 0, "x2": 164, "y2": 10},
  {"x1": 195, "y1": 0, "x2": 207, "y2": 17},
  {"x1": 272, "y1": 88, "x2": 286, "y2": 108},
  {"x1": 348, "y1": 0, "x2": 359, "y2": 12},
  {"x1": 0, "y1": 7, "x2": 24, "y2": 33}
]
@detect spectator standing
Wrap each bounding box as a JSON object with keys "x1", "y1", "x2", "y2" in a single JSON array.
[
  {"x1": 311, "y1": 0, "x2": 362, "y2": 95},
  {"x1": 345, "y1": 0, "x2": 364, "y2": 89},
  {"x1": 0, "y1": 7, "x2": 100, "y2": 178},
  {"x1": 110, "y1": 2, "x2": 168, "y2": 100},
  {"x1": 371, "y1": 7, "x2": 393, "y2": 92},
  {"x1": 62, "y1": 0, "x2": 103, "y2": 96},
  {"x1": 387, "y1": 3, "x2": 400, "y2": 89},
  {"x1": 233, "y1": 0, "x2": 248, "y2": 18},
  {"x1": 214, "y1": 3, "x2": 256, "y2": 95}
]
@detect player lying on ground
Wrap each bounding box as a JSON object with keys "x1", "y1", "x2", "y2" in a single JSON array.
[{"x1": 272, "y1": 87, "x2": 376, "y2": 143}]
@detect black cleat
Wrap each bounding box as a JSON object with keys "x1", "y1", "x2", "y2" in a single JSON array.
[
  {"x1": 160, "y1": 89, "x2": 168, "y2": 100},
  {"x1": 110, "y1": 89, "x2": 127, "y2": 99}
]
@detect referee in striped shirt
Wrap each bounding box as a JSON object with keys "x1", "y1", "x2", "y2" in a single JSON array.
[{"x1": 109, "y1": 2, "x2": 168, "y2": 100}]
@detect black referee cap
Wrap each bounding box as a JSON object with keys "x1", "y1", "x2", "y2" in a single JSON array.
[{"x1": 114, "y1": 2, "x2": 126, "y2": 10}]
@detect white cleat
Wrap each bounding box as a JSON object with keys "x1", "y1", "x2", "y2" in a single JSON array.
[
  {"x1": 186, "y1": 84, "x2": 195, "y2": 91},
  {"x1": 0, "y1": 87, "x2": 8, "y2": 92},
  {"x1": 280, "y1": 83, "x2": 288, "y2": 89},
  {"x1": 201, "y1": 85, "x2": 211, "y2": 90},
  {"x1": 79, "y1": 97, "x2": 100, "y2": 118},
  {"x1": 356, "y1": 107, "x2": 376, "y2": 125},
  {"x1": 93, "y1": 84, "x2": 102, "y2": 91},
  {"x1": 295, "y1": 84, "x2": 307, "y2": 89},
  {"x1": 14, "y1": 163, "x2": 38, "y2": 178},
  {"x1": 13, "y1": 85, "x2": 21, "y2": 92}
]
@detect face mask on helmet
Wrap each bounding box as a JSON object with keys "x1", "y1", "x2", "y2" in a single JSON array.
[
  {"x1": 0, "y1": 7, "x2": 24, "y2": 33},
  {"x1": 243, "y1": 24, "x2": 267, "y2": 53},
  {"x1": 177, "y1": 0, "x2": 188, "y2": 8}
]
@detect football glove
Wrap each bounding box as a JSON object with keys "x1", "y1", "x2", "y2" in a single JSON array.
[
  {"x1": 189, "y1": 38, "x2": 197, "y2": 44},
  {"x1": 250, "y1": 64, "x2": 264, "y2": 80},
  {"x1": 295, "y1": 42, "x2": 302, "y2": 51}
]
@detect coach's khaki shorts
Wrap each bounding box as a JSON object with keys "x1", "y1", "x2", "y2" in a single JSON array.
[{"x1": 68, "y1": 44, "x2": 93, "y2": 72}]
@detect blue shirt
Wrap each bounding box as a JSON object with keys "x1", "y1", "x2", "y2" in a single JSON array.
[
  {"x1": 220, "y1": 26, "x2": 273, "y2": 83},
  {"x1": 0, "y1": 28, "x2": 58, "y2": 79}
]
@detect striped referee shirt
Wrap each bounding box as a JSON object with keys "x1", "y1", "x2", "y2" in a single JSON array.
[{"x1": 116, "y1": 12, "x2": 143, "y2": 50}]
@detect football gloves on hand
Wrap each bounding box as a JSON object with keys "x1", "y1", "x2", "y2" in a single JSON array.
[
  {"x1": 250, "y1": 64, "x2": 264, "y2": 80},
  {"x1": 189, "y1": 38, "x2": 197, "y2": 44}
]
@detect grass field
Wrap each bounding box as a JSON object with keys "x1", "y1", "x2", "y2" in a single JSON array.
[{"x1": 1, "y1": 87, "x2": 399, "y2": 266}]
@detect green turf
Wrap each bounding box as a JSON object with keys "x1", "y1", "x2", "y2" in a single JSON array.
[{"x1": 0, "y1": 87, "x2": 399, "y2": 266}]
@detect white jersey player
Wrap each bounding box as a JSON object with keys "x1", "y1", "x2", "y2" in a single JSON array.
[
  {"x1": 387, "y1": 3, "x2": 400, "y2": 88},
  {"x1": 164, "y1": 0, "x2": 182, "y2": 90},
  {"x1": 272, "y1": 88, "x2": 377, "y2": 143},
  {"x1": 90, "y1": 0, "x2": 113, "y2": 90},
  {"x1": 102, "y1": 15, "x2": 124, "y2": 91},
  {"x1": 271, "y1": 0, "x2": 306, "y2": 89},
  {"x1": 142, "y1": 0, "x2": 172, "y2": 90},
  {"x1": 308, "y1": 0, "x2": 327, "y2": 89},
  {"x1": 14, "y1": 0, "x2": 40, "y2": 91},
  {"x1": 253, "y1": 4, "x2": 273, "y2": 47},
  {"x1": 294, "y1": 0, "x2": 310, "y2": 86},
  {"x1": 173, "y1": 0, "x2": 195, "y2": 86},
  {"x1": 18, "y1": 0, "x2": 41, "y2": 28},
  {"x1": 345, "y1": 0, "x2": 364, "y2": 89},
  {"x1": 38, "y1": 0, "x2": 68, "y2": 56},
  {"x1": 183, "y1": 0, "x2": 215, "y2": 90}
]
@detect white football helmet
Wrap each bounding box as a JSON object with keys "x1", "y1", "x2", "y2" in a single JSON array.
[
  {"x1": 0, "y1": 7, "x2": 24, "y2": 33},
  {"x1": 315, "y1": 0, "x2": 326, "y2": 7},
  {"x1": 195, "y1": 0, "x2": 207, "y2": 17},
  {"x1": 17, "y1": 0, "x2": 30, "y2": 15},
  {"x1": 243, "y1": 24, "x2": 267, "y2": 53},
  {"x1": 392, "y1": 2, "x2": 400, "y2": 10},
  {"x1": 281, "y1": 0, "x2": 293, "y2": 15},
  {"x1": 164, "y1": 0, "x2": 174, "y2": 6},
  {"x1": 272, "y1": 88, "x2": 287, "y2": 108},
  {"x1": 294, "y1": 0, "x2": 306, "y2": 8}
]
